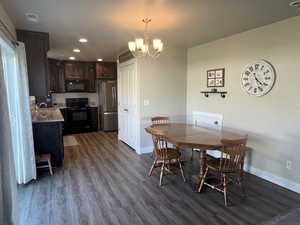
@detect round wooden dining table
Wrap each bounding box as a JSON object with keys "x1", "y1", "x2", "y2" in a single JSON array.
[{"x1": 148, "y1": 123, "x2": 247, "y2": 181}]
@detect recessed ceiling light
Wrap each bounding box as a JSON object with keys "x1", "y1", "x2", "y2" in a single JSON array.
[
  {"x1": 25, "y1": 13, "x2": 39, "y2": 23},
  {"x1": 79, "y1": 38, "x2": 88, "y2": 43},
  {"x1": 73, "y1": 48, "x2": 80, "y2": 53},
  {"x1": 97, "y1": 58, "x2": 103, "y2": 62},
  {"x1": 69, "y1": 56, "x2": 76, "y2": 60}
]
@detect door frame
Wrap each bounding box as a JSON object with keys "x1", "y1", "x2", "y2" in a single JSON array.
[{"x1": 117, "y1": 58, "x2": 141, "y2": 153}]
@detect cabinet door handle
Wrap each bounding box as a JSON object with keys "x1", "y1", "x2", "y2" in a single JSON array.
[{"x1": 124, "y1": 109, "x2": 128, "y2": 112}]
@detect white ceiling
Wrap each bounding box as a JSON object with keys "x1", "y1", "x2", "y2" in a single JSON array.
[{"x1": 2, "y1": 0, "x2": 300, "y2": 61}]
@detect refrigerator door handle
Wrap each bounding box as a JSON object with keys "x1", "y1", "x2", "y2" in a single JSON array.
[{"x1": 112, "y1": 86, "x2": 116, "y2": 108}]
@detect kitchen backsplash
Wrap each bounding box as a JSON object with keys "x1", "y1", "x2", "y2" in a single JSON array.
[{"x1": 52, "y1": 93, "x2": 98, "y2": 106}]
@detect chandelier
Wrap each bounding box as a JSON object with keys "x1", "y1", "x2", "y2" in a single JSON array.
[{"x1": 128, "y1": 18, "x2": 163, "y2": 58}]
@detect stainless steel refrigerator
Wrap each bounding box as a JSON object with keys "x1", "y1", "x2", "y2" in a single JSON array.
[{"x1": 97, "y1": 80, "x2": 118, "y2": 131}]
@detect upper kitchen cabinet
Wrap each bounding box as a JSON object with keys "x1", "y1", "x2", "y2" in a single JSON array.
[
  {"x1": 64, "y1": 61, "x2": 85, "y2": 80},
  {"x1": 48, "y1": 59, "x2": 65, "y2": 93},
  {"x1": 96, "y1": 62, "x2": 117, "y2": 80},
  {"x1": 84, "y1": 62, "x2": 96, "y2": 92},
  {"x1": 17, "y1": 30, "x2": 50, "y2": 96}
]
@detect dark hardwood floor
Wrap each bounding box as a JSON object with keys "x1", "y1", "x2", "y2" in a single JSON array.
[{"x1": 19, "y1": 132, "x2": 300, "y2": 225}]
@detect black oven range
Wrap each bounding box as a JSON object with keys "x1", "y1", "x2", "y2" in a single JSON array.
[{"x1": 64, "y1": 98, "x2": 98, "y2": 134}]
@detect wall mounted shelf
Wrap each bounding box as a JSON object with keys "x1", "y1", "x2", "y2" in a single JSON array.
[{"x1": 200, "y1": 90, "x2": 227, "y2": 98}]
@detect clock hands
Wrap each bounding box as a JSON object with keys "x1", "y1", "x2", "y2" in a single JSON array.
[
  {"x1": 253, "y1": 73, "x2": 263, "y2": 86},
  {"x1": 255, "y1": 77, "x2": 263, "y2": 85}
]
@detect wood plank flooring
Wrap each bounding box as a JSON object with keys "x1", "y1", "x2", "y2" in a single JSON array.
[{"x1": 18, "y1": 131, "x2": 300, "y2": 225}]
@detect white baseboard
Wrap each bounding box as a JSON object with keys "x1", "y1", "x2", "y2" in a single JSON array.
[
  {"x1": 139, "y1": 146, "x2": 153, "y2": 155},
  {"x1": 245, "y1": 166, "x2": 300, "y2": 194}
]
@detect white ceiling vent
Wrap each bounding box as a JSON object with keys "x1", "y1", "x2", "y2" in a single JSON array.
[
  {"x1": 289, "y1": 0, "x2": 300, "y2": 9},
  {"x1": 25, "y1": 13, "x2": 39, "y2": 23}
]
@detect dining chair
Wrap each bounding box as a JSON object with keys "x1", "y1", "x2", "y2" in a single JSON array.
[
  {"x1": 150, "y1": 116, "x2": 170, "y2": 157},
  {"x1": 145, "y1": 127, "x2": 186, "y2": 186},
  {"x1": 198, "y1": 137, "x2": 248, "y2": 206},
  {"x1": 151, "y1": 116, "x2": 170, "y2": 125}
]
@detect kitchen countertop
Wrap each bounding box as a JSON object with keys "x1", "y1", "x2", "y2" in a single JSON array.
[
  {"x1": 32, "y1": 108, "x2": 64, "y2": 123},
  {"x1": 53, "y1": 103, "x2": 98, "y2": 109}
]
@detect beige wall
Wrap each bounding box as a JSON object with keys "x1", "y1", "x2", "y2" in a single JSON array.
[
  {"x1": 138, "y1": 46, "x2": 187, "y2": 151},
  {"x1": 187, "y1": 15, "x2": 300, "y2": 189}
]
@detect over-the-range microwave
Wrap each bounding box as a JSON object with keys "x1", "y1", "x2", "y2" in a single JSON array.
[{"x1": 65, "y1": 80, "x2": 87, "y2": 92}]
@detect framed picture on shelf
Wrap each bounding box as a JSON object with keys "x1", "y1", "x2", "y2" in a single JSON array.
[{"x1": 207, "y1": 68, "x2": 225, "y2": 87}]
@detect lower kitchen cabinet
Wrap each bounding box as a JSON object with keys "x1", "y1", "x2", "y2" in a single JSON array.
[{"x1": 32, "y1": 122, "x2": 64, "y2": 167}]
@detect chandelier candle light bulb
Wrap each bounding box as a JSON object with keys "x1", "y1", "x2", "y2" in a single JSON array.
[
  {"x1": 153, "y1": 39, "x2": 162, "y2": 50},
  {"x1": 135, "y1": 38, "x2": 144, "y2": 50},
  {"x1": 128, "y1": 41, "x2": 136, "y2": 52}
]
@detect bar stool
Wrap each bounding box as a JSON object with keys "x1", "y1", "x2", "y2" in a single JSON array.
[{"x1": 35, "y1": 154, "x2": 53, "y2": 176}]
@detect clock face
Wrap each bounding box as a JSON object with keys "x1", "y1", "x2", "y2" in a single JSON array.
[{"x1": 241, "y1": 60, "x2": 276, "y2": 97}]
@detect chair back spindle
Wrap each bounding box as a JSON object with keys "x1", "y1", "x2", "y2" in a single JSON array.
[
  {"x1": 219, "y1": 138, "x2": 247, "y2": 173},
  {"x1": 151, "y1": 116, "x2": 170, "y2": 125},
  {"x1": 145, "y1": 128, "x2": 169, "y2": 159}
]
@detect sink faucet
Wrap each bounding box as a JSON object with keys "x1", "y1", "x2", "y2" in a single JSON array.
[{"x1": 38, "y1": 102, "x2": 48, "y2": 108}]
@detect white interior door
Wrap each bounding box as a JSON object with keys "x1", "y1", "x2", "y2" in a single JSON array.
[{"x1": 118, "y1": 59, "x2": 138, "y2": 150}]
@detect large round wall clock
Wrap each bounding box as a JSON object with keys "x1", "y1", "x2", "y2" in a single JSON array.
[{"x1": 241, "y1": 60, "x2": 276, "y2": 97}]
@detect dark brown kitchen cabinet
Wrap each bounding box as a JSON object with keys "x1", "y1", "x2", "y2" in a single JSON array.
[
  {"x1": 64, "y1": 61, "x2": 85, "y2": 80},
  {"x1": 32, "y1": 121, "x2": 64, "y2": 167},
  {"x1": 84, "y1": 62, "x2": 96, "y2": 92},
  {"x1": 96, "y1": 62, "x2": 117, "y2": 80},
  {"x1": 48, "y1": 59, "x2": 65, "y2": 93},
  {"x1": 17, "y1": 30, "x2": 50, "y2": 96}
]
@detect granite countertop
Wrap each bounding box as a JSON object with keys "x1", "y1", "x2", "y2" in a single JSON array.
[{"x1": 32, "y1": 108, "x2": 64, "y2": 123}]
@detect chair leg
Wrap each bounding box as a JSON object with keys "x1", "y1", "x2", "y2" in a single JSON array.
[
  {"x1": 177, "y1": 159, "x2": 186, "y2": 182},
  {"x1": 159, "y1": 162, "x2": 165, "y2": 186},
  {"x1": 48, "y1": 159, "x2": 53, "y2": 176},
  {"x1": 238, "y1": 175, "x2": 246, "y2": 197},
  {"x1": 198, "y1": 167, "x2": 208, "y2": 192},
  {"x1": 223, "y1": 174, "x2": 228, "y2": 206},
  {"x1": 148, "y1": 159, "x2": 157, "y2": 177}
]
